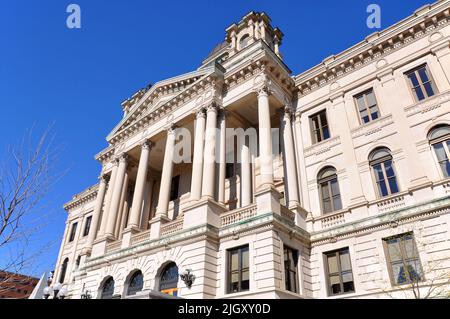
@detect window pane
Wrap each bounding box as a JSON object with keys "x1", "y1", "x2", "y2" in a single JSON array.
[
  {"x1": 322, "y1": 126, "x2": 330, "y2": 140},
  {"x1": 413, "y1": 87, "x2": 425, "y2": 101},
  {"x1": 407, "y1": 72, "x2": 420, "y2": 87},
  {"x1": 329, "y1": 275, "x2": 341, "y2": 295},
  {"x1": 311, "y1": 116, "x2": 320, "y2": 131},
  {"x1": 323, "y1": 199, "x2": 332, "y2": 213},
  {"x1": 392, "y1": 262, "x2": 407, "y2": 285},
  {"x1": 378, "y1": 181, "x2": 389, "y2": 197},
  {"x1": 360, "y1": 108, "x2": 369, "y2": 123},
  {"x1": 333, "y1": 195, "x2": 342, "y2": 211},
  {"x1": 373, "y1": 164, "x2": 384, "y2": 182},
  {"x1": 342, "y1": 273, "x2": 354, "y2": 293},
  {"x1": 384, "y1": 160, "x2": 395, "y2": 178},
  {"x1": 366, "y1": 91, "x2": 377, "y2": 107},
  {"x1": 242, "y1": 248, "x2": 249, "y2": 269},
  {"x1": 433, "y1": 143, "x2": 447, "y2": 161},
  {"x1": 423, "y1": 82, "x2": 435, "y2": 98},
  {"x1": 371, "y1": 111, "x2": 379, "y2": 121},
  {"x1": 330, "y1": 179, "x2": 340, "y2": 196},
  {"x1": 405, "y1": 260, "x2": 422, "y2": 282},
  {"x1": 327, "y1": 254, "x2": 339, "y2": 274},
  {"x1": 418, "y1": 67, "x2": 430, "y2": 83},
  {"x1": 321, "y1": 183, "x2": 330, "y2": 200},
  {"x1": 387, "y1": 239, "x2": 403, "y2": 262},
  {"x1": 320, "y1": 112, "x2": 328, "y2": 127},
  {"x1": 356, "y1": 96, "x2": 366, "y2": 111},
  {"x1": 339, "y1": 250, "x2": 352, "y2": 271},
  {"x1": 231, "y1": 252, "x2": 238, "y2": 271},
  {"x1": 403, "y1": 235, "x2": 417, "y2": 259},
  {"x1": 388, "y1": 177, "x2": 399, "y2": 194}
]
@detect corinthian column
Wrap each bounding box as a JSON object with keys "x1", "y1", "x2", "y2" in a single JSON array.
[
  {"x1": 105, "y1": 154, "x2": 128, "y2": 238},
  {"x1": 241, "y1": 138, "x2": 252, "y2": 207},
  {"x1": 155, "y1": 126, "x2": 176, "y2": 217},
  {"x1": 190, "y1": 108, "x2": 206, "y2": 201},
  {"x1": 86, "y1": 174, "x2": 108, "y2": 249},
  {"x1": 257, "y1": 85, "x2": 274, "y2": 188},
  {"x1": 217, "y1": 109, "x2": 227, "y2": 204},
  {"x1": 282, "y1": 106, "x2": 300, "y2": 207},
  {"x1": 98, "y1": 160, "x2": 118, "y2": 237},
  {"x1": 201, "y1": 103, "x2": 218, "y2": 199},
  {"x1": 128, "y1": 141, "x2": 152, "y2": 230}
]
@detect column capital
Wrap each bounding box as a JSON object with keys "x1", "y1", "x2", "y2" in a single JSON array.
[
  {"x1": 116, "y1": 153, "x2": 128, "y2": 163},
  {"x1": 255, "y1": 84, "x2": 271, "y2": 98},
  {"x1": 141, "y1": 140, "x2": 153, "y2": 151},
  {"x1": 98, "y1": 174, "x2": 109, "y2": 184},
  {"x1": 165, "y1": 123, "x2": 177, "y2": 135},
  {"x1": 219, "y1": 107, "x2": 228, "y2": 119},
  {"x1": 205, "y1": 101, "x2": 219, "y2": 113},
  {"x1": 193, "y1": 107, "x2": 206, "y2": 119}
]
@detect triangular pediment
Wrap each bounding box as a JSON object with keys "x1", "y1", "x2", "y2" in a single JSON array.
[{"x1": 107, "y1": 68, "x2": 213, "y2": 141}]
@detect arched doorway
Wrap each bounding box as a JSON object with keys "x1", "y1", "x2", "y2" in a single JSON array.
[
  {"x1": 100, "y1": 277, "x2": 115, "y2": 299},
  {"x1": 159, "y1": 262, "x2": 179, "y2": 296}
]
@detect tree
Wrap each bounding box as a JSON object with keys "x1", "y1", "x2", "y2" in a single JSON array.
[{"x1": 0, "y1": 127, "x2": 61, "y2": 295}]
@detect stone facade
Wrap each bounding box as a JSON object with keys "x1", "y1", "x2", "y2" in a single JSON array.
[{"x1": 53, "y1": 2, "x2": 450, "y2": 299}]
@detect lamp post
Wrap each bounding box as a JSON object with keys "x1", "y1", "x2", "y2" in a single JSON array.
[
  {"x1": 180, "y1": 269, "x2": 195, "y2": 289},
  {"x1": 43, "y1": 283, "x2": 68, "y2": 299}
]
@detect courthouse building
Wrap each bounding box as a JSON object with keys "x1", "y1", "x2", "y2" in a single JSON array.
[{"x1": 53, "y1": 1, "x2": 450, "y2": 298}]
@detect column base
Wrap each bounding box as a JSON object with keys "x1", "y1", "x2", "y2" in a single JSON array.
[
  {"x1": 121, "y1": 226, "x2": 141, "y2": 249},
  {"x1": 288, "y1": 203, "x2": 308, "y2": 229},
  {"x1": 183, "y1": 197, "x2": 227, "y2": 229},
  {"x1": 255, "y1": 185, "x2": 281, "y2": 216},
  {"x1": 149, "y1": 215, "x2": 171, "y2": 240}
]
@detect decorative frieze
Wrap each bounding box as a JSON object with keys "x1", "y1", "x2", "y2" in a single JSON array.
[{"x1": 64, "y1": 184, "x2": 99, "y2": 211}]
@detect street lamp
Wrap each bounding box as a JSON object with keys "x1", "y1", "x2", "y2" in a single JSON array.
[
  {"x1": 43, "y1": 283, "x2": 68, "y2": 299},
  {"x1": 180, "y1": 269, "x2": 195, "y2": 289}
]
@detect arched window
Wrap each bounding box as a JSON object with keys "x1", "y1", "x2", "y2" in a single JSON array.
[
  {"x1": 428, "y1": 125, "x2": 450, "y2": 178},
  {"x1": 59, "y1": 258, "x2": 68, "y2": 284},
  {"x1": 100, "y1": 277, "x2": 115, "y2": 299},
  {"x1": 159, "y1": 262, "x2": 179, "y2": 296},
  {"x1": 126, "y1": 270, "x2": 144, "y2": 296},
  {"x1": 239, "y1": 34, "x2": 250, "y2": 50},
  {"x1": 318, "y1": 167, "x2": 342, "y2": 214},
  {"x1": 369, "y1": 147, "x2": 399, "y2": 197},
  {"x1": 75, "y1": 255, "x2": 81, "y2": 269}
]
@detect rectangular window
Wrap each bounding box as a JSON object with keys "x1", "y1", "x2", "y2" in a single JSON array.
[
  {"x1": 309, "y1": 110, "x2": 330, "y2": 144},
  {"x1": 68, "y1": 222, "x2": 78, "y2": 242},
  {"x1": 324, "y1": 248, "x2": 355, "y2": 296},
  {"x1": 169, "y1": 175, "x2": 180, "y2": 201},
  {"x1": 226, "y1": 163, "x2": 235, "y2": 179},
  {"x1": 383, "y1": 233, "x2": 422, "y2": 286},
  {"x1": 405, "y1": 64, "x2": 437, "y2": 102},
  {"x1": 83, "y1": 216, "x2": 92, "y2": 237},
  {"x1": 354, "y1": 89, "x2": 380, "y2": 124},
  {"x1": 227, "y1": 245, "x2": 249, "y2": 294},
  {"x1": 284, "y1": 246, "x2": 299, "y2": 293}
]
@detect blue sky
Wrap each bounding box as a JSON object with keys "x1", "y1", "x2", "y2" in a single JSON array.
[{"x1": 0, "y1": 0, "x2": 431, "y2": 277}]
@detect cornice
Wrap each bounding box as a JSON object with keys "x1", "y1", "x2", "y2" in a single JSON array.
[
  {"x1": 94, "y1": 145, "x2": 115, "y2": 164},
  {"x1": 295, "y1": 2, "x2": 449, "y2": 97},
  {"x1": 63, "y1": 183, "x2": 99, "y2": 211}
]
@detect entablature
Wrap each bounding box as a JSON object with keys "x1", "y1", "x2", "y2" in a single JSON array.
[{"x1": 294, "y1": 1, "x2": 449, "y2": 97}]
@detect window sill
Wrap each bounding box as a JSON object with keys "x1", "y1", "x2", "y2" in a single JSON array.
[{"x1": 350, "y1": 114, "x2": 393, "y2": 138}]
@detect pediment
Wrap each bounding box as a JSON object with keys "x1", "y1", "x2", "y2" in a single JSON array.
[{"x1": 107, "y1": 69, "x2": 213, "y2": 141}]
